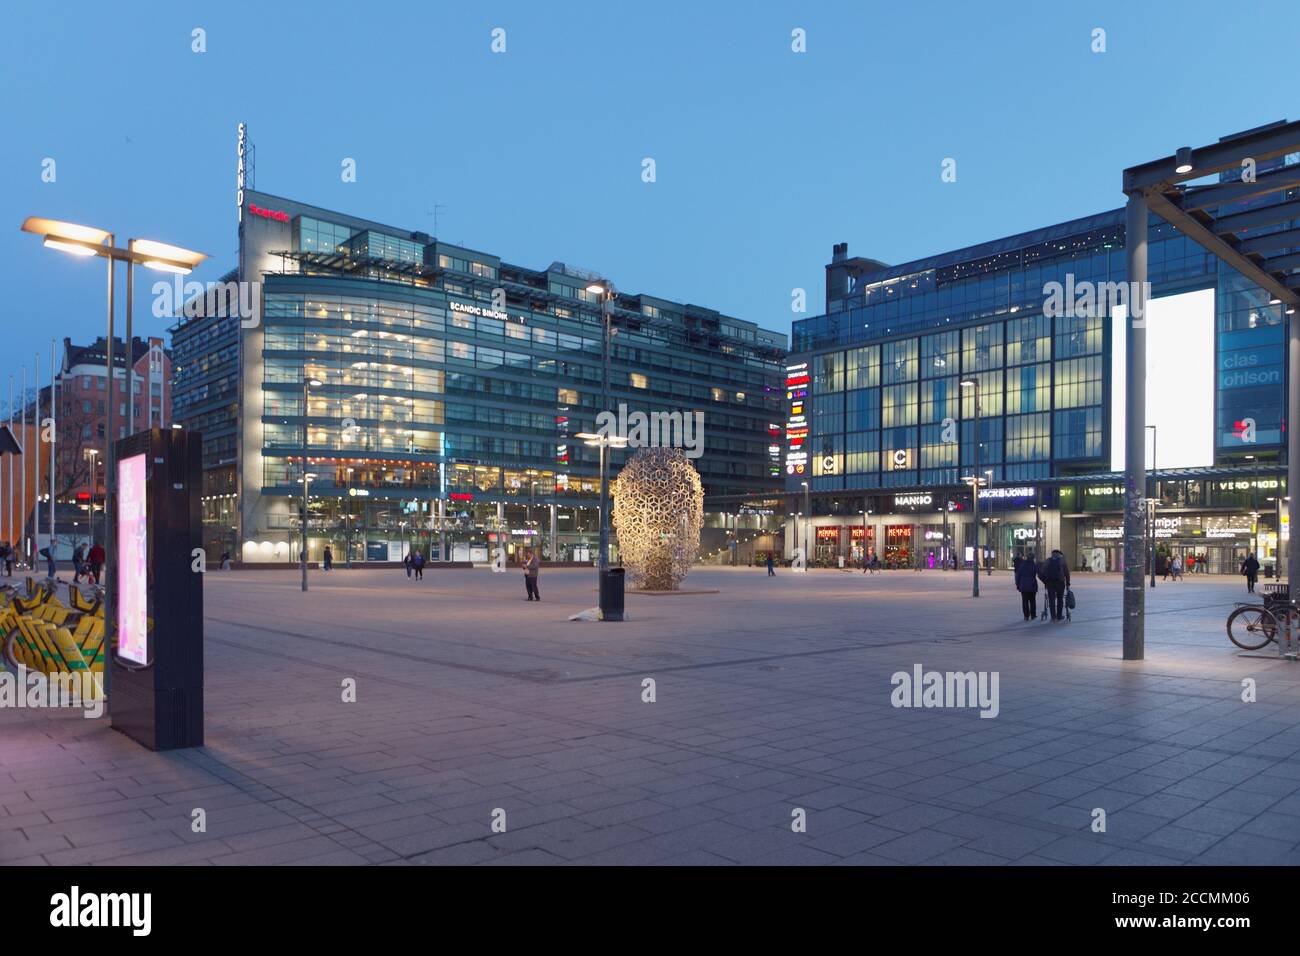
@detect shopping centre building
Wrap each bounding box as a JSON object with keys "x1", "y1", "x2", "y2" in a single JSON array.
[
  {"x1": 785, "y1": 135, "x2": 1296, "y2": 574},
  {"x1": 172, "y1": 179, "x2": 786, "y2": 564}
]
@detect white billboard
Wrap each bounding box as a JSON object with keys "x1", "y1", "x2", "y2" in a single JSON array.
[{"x1": 1110, "y1": 287, "x2": 1215, "y2": 472}]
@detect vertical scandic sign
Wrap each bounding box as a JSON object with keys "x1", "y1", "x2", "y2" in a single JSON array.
[
  {"x1": 236, "y1": 122, "x2": 246, "y2": 224},
  {"x1": 117, "y1": 454, "x2": 148, "y2": 666}
]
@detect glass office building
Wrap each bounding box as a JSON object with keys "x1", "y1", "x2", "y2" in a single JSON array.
[
  {"x1": 787, "y1": 155, "x2": 1296, "y2": 574},
  {"x1": 172, "y1": 189, "x2": 786, "y2": 564}
]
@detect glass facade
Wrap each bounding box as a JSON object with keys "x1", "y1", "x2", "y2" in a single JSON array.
[{"x1": 174, "y1": 192, "x2": 787, "y2": 563}]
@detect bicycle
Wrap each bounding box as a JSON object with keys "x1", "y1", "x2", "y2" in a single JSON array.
[{"x1": 1226, "y1": 599, "x2": 1300, "y2": 650}]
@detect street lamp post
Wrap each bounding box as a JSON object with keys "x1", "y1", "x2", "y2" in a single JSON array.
[
  {"x1": 960, "y1": 378, "x2": 980, "y2": 597},
  {"x1": 576, "y1": 430, "x2": 628, "y2": 614},
  {"x1": 1246, "y1": 454, "x2": 1260, "y2": 563},
  {"x1": 1147, "y1": 425, "x2": 1158, "y2": 588},
  {"x1": 801, "y1": 481, "x2": 811, "y2": 565},
  {"x1": 85, "y1": 449, "x2": 100, "y2": 545},
  {"x1": 20, "y1": 219, "x2": 205, "y2": 709},
  {"x1": 301, "y1": 376, "x2": 322, "y2": 591},
  {"x1": 584, "y1": 280, "x2": 617, "y2": 572}
]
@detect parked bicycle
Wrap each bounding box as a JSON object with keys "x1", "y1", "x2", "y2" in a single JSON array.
[{"x1": 1226, "y1": 599, "x2": 1300, "y2": 650}]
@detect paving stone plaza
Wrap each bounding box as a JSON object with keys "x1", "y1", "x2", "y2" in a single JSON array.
[{"x1": 3, "y1": 567, "x2": 1298, "y2": 866}]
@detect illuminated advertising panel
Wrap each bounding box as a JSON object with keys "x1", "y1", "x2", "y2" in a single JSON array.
[
  {"x1": 1111, "y1": 288, "x2": 1215, "y2": 471},
  {"x1": 117, "y1": 454, "x2": 148, "y2": 666}
]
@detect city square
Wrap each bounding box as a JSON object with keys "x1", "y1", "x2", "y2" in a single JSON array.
[
  {"x1": 1, "y1": 2, "x2": 1299, "y2": 934},
  {"x1": 3, "y1": 566, "x2": 1298, "y2": 867}
]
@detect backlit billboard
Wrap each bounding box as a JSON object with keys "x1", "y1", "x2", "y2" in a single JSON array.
[{"x1": 1110, "y1": 287, "x2": 1215, "y2": 472}]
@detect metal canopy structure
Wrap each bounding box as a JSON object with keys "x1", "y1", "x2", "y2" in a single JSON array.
[
  {"x1": 1123, "y1": 119, "x2": 1300, "y2": 308},
  {"x1": 1121, "y1": 120, "x2": 1300, "y2": 661}
]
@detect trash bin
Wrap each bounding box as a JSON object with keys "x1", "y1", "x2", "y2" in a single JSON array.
[{"x1": 600, "y1": 567, "x2": 625, "y2": 622}]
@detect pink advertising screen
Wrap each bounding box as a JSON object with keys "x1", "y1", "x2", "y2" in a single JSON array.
[{"x1": 117, "y1": 453, "x2": 148, "y2": 666}]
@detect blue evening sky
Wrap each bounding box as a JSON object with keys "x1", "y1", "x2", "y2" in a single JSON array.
[{"x1": 2, "y1": 0, "x2": 1298, "y2": 389}]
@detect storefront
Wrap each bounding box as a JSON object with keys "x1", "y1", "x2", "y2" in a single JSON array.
[{"x1": 1073, "y1": 513, "x2": 1264, "y2": 575}]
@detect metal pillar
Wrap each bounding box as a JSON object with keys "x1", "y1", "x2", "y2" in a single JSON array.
[
  {"x1": 971, "y1": 381, "x2": 980, "y2": 597},
  {"x1": 598, "y1": 294, "x2": 611, "y2": 572},
  {"x1": 1286, "y1": 306, "x2": 1300, "y2": 658},
  {"x1": 20, "y1": 365, "x2": 26, "y2": 565},
  {"x1": 125, "y1": 261, "x2": 134, "y2": 437},
  {"x1": 1123, "y1": 192, "x2": 1148, "y2": 660},
  {"x1": 300, "y1": 378, "x2": 309, "y2": 592},
  {"x1": 48, "y1": 341, "x2": 56, "y2": 567},
  {"x1": 103, "y1": 244, "x2": 116, "y2": 713}
]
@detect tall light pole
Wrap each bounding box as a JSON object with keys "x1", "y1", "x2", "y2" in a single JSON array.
[
  {"x1": 20, "y1": 218, "x2": 205, "y2": 700},
  {"x1": 48, "y1": 340, "x2": 56, "y2": 571},
  {"x1": 960, "y1": 377, "x2": 980, "y2": 597},
  {"x1": 6, "y1": 374, "x2": 12, "y2": 558},
  {"x1": 1245, "y1": 453, "x2": 1260, "y2": 564},
  {"x1": 584, "y1": 280, "x2": 617, "y2": 572},
  {"x1": 576, "y1": 430, "x2": 628, "y2": 595},
  {"x1": 301, "y1": 376, "x2": 322, "y2": 591},
  {"x1": 85, "y1": 449, "x2": 99, "y2": 545},
  {"x1": 1148, "y1": 425, "x2": 1158, "y2": 588},
  {"x1": 801, "y1": 480, "x2": 811, "y2": 565}
]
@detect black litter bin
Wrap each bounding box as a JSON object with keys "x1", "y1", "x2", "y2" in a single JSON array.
[{"x1": 600, "y1": 567, "x2": 625, "y2": 621}]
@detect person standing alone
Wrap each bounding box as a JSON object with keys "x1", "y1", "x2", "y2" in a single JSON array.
[
  {"x1": 524, "y1": 549, "x2": 540, "y2": 600},
  {"x1": 766, "y1": 553, "x2": 775, "y2": 576},
  {"x1": 1241, "y1": 553, "x2": 1260, "y2": 594}
]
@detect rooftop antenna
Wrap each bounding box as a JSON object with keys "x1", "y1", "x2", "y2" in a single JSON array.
[{"x1": 426, "y1": 203, "x2": 447, "y2": 235}]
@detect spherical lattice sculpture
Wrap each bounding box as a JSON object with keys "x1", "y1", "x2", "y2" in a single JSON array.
[{"x1": 612, "y1": 447, "x2": 704, "y2": 590}]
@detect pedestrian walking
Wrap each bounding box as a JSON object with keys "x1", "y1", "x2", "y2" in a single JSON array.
[
  {"x1": 220, "y1": 550, "x2": 232, "y2": 570},
  {"x1": 323, "y1": 546, "x2": 333, "y2": 571},
  {"x1": 412, "y1": 550, "x2": 424, "y2": 579},
  {"x1": 1039, "y1": 548, "x2": 1071, "y2": 622},
  {"x1": 40, "y1": 545, "x2": 55, "y2": 579},
  {"x1": 72, "y1": 543, "x2": 86, "y2": 582},
  {"x1": 766, "y1": 553, "x2": 775, "y2": 576},
  {"x1": 1241, "y1": 553, "x2": 1260, "y2": 594},
  {"x1": 0, "y1": 542, "x2": 9, "y2": 577},
  {"x1": 524, "y1": 549, "x2": 540, "y2": 600},
  {"x1": 1014, "y1": 551, "x2": 1039, "y2": 621},
  {"x1": 86, "y1": 541, "x2": 105, "y2": 585},
  {"x1": 403, "y1": 550, "x2": 413, "y2": 578}
]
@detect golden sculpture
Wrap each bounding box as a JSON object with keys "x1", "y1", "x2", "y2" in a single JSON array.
[{"x1": 612, "y1": 447, "x2": 704, "y2": 590}]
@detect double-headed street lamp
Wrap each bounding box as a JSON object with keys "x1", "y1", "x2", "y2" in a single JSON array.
[{"x1": 21, "y1": 218, "x2": 205, "y2": 703}]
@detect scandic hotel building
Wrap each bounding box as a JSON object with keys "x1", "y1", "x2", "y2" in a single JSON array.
[
  {"x1": 784, "y1": 154, "x2": 1295, "y2": 574},
  {"x1": 170, "y1": 186, "x2": 787, "y2": 565}
]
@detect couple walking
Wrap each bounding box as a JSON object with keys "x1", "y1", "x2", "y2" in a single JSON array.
[{"x1": 1013, "y1": 549, "x2": 1071, "y2": 622}]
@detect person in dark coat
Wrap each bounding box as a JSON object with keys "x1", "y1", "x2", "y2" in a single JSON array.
[
  {"x1": 524, "y1": 549, "x2": 540, "y2": 600},
  {"x1": 323, "y1": 546, "x2": 333, "y2": 571},
  {"x1": 1014, "y1": 552, "x2": 1040, "y2": 621},
  {"x1": 766, "y1": 554, "x2": 775, "y2": 576},
  {"x1": 403, "y1": 550, "x2": 413, "y2": 578},
  {"x1": 1241, "y1": 553, "x2": 1261, "y2": 593},
  {"x1": 412, "y1": 550, "x2": 424, "y2": 580},
  {"x1": 1039, "y1": 549, "x2": 1071, "y2": 622}
]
